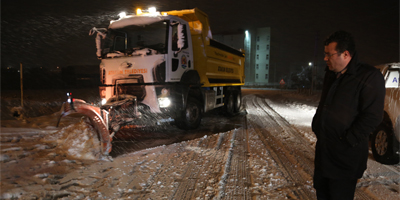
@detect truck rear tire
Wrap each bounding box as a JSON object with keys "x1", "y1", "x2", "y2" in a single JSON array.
[
  {"x1": 224, "y1": 89, "x2": 241, "y2": 116},
  {"x1": 371, "y1": 123, "x2": 400, "y2": 164},
  {"x1": 176, "y1": 97, "x2": 202, "y2": 130},
  {"x1": 234, "y1": 90, "x2": 242, "y2": 113}
]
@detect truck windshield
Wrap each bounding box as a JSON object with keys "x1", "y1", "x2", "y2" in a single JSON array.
[{"x1": 102, "y1": 21, "x2": 168, "y2": 57}]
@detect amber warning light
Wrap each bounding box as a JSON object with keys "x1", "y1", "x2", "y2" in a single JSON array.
[{"x1": 136, "y1": 7, "x2": 159, "y2": 16}]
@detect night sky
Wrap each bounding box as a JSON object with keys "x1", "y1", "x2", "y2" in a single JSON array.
[{"x1": 2, "y1": 0, "x2": 399, "y2": 82}]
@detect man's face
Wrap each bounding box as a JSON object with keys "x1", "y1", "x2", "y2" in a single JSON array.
[{"x1": 324, "y1": 42, "x2": 348, "y2": 73}]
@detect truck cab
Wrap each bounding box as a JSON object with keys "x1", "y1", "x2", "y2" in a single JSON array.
[
  {"x1": 372, "y1": 63, "x2": 400, "y2": 164},
  {"x1": 96, "y1": 13, "x2": 192, "y2": 107},
  {"x1": 89, "y1": 8, "x2": 245, "y2": 131}
]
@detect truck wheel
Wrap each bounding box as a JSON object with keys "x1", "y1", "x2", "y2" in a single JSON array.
[
  {"x1": 233, "y1": 90, "x2": 242, "y2": 113},
  {"x1": 176, "y1": 97, "x2": 202, "y2": 130},
  {"x1": 371, "y1": 123, "x2": 400, "y2": 164},
  {"x1": 224, "y1": 90, "x2": 241, "y2": 116},
  {"x1": 224, "y1": 92, "x2": 235, "y2": 116}
]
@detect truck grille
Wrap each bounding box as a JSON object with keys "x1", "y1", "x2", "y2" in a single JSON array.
[{"x1": 113, "y1": 74, "x2": 146, "y2": 101}]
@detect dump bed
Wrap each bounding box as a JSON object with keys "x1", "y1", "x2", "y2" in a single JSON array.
[{"x1": 163, "y1": 8, "x2": 245, "y2": 87}]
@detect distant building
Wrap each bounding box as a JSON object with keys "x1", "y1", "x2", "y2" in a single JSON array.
[{"x1": 214, "y1": 27, "x2": 272, "y2": 86}]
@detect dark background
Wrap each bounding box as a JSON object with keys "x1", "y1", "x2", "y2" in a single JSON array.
[{"x1": 1, "y1": 0, "x2": 399, "y2": 89}]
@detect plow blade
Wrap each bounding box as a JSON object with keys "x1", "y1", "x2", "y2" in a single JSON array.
[{"x1": 58, "y1": 99, "x2": 112, "y2": 156}]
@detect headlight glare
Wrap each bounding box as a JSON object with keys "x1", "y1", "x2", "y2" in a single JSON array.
[
  {"x1": 158, "y1": 97, "x2": 171, "y2": 108},
  {"x1": 101, "y1": 98, "x2": 107, "y2": 105}
]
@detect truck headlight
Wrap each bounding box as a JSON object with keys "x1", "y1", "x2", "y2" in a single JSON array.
[
  {"x1": 101, "y1": 98, "x2": 107, "y2": 105},
  {"x1": 158, "y1": 97, "x2": 171, "y2": 108}
]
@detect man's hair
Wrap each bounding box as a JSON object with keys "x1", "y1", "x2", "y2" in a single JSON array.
[{"x1": 324, "y1": 31, "x2": 356, "y2": 56}]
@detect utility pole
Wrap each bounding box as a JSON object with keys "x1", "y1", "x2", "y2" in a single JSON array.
[{"x1": 20, "y1": 63, "x2": 23, "y2": 107}]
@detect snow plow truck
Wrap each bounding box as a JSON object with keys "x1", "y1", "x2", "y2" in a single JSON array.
[{"x1": 58, "y1": 8, "x2": 245, "y2": 155}]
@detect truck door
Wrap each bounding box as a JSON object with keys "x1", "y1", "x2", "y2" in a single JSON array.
[{"x1": 167, "y1": 21, "x2": 192, "y2": 82}]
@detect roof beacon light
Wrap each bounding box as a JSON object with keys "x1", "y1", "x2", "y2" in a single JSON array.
[
  {"x1": 148, "y1": 7, "x2": 156, "y2": 14},
  {"x1": 136, "y1": 7, "x2": 159, "y2": 16},
  {"x1": 136, "y1": 8, "x2": 142, "y2": 15},
  {"x1": 118, "y1": 12, "x2": 126, "y2": 19}
]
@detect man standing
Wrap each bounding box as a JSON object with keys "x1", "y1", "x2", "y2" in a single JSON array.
[{"x1": 312, "y1": 31, "x2": 385, "y2": 199}]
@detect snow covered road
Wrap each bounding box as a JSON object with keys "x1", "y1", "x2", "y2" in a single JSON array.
[{"x1": 1, "y1": 89, "x2": 399, "y2": 199}]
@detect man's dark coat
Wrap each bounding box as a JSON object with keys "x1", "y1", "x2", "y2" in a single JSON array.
[{"x1": 312, "y1": 52, "x2": 385, "y2": 179}]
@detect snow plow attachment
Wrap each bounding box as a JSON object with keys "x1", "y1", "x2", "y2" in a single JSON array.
[{"x1": 57, "y1": 94, "x2": 112, "y2": 156}]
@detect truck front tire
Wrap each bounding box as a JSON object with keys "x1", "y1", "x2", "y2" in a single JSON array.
[{"x1": 175, "y1": 97, "x2": 202, "y2": 130}]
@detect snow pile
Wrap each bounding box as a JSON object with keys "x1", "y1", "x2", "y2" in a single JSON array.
[{"x1": 41, "y1": 119, "x2": 102, "y2": 160}]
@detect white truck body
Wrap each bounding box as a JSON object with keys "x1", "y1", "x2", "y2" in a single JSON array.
[{"x1": 90, "y1": 8, "x2": 245, "y2": 131}]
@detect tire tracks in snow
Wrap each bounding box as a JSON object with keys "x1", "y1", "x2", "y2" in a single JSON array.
[
  {"x1": 170, "y1": 127, "x2": 252, "y2": 200},
  {"x1": 245, "y1": 94, "x2": 316, "y2": 199},
  {"x1": 216, "y1": 127, "x2": 252, "y2": 199},
  {"x1": 170, "y1": 134, "x2": 227, "y2": 199}
]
